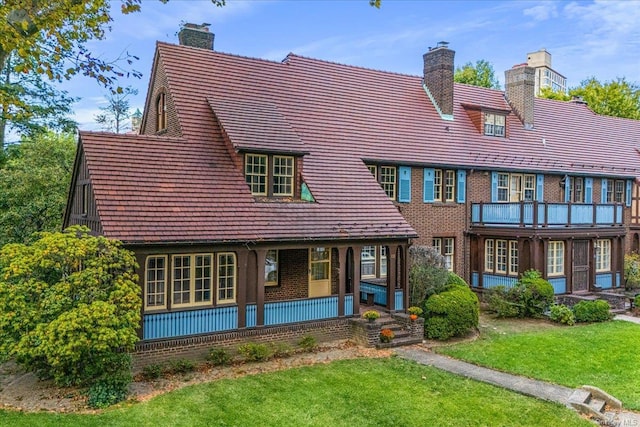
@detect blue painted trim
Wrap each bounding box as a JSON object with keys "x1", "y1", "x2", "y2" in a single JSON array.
[
  {"x1": 264, "y1": 296, "x2": 338, "y2": 326},
  {"x1": 398, "y1": 166, "x2": 411, "y2": 202},
  {"x1": 601, "y1": 178, "x2": 608, "y2": 204},
  {"x1": 595, "y1": 273, "x2": 613, "y2": 289},
  {"x1": 246, "y1": 304, "x2": 257, "y2": 328},
  {"x1": 360, "y1": 282, "x2": 388, "y2": 305},
  {"x1": 143, "y1": 305, "x2": 238, "y2": 340},
  {"x1": 345, "y1": 294, "x2": 354, "y2": 316},
  {"x1": 585, "y1": 177, "x2": 593, "y2": 204},
  {"x1": 457, "y1": 170, "x2": 466, "y2": 203},
  {"x1": 394, "y1": 290, "x2": 404, "y2": 311},
  {"x1": 548, "y1": 277, "x2": 567, "y2": 294},
  {"x1": 627, "y1": 180, "x2": 632, "y2": 207},
  {"x1": 616, "y1": 272, "x2": 621, "y2": 288},
  {"x1": 491, "y1": 172, "x2": 498, "y2": 202},
  {"x1": 423, "y1": 168, "x2": 434, "y2": 203},
  {"x1": 482, "y1": 274, "x2": 518, "y2": 289},
  {"x1": 536, "y1": 174, "x2": 544, "y2": 202},
  {"x1": 471, "y1": 272, "x2": 479, "y2": 287}
]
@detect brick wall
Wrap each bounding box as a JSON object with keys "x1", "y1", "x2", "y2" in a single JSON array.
[
  {"x1": 140, "y1": 59, "x2": 182, "y2": 137},
  {"x1": 265, "y1": 249, "x2": 308, "y2": 301}
]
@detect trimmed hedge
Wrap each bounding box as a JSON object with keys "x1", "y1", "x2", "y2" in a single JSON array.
[
  {"x1": 572, "y1": 300, "x2": 612, "y2": 323},
  {"x1": 487, "y1": 270, "x2": 554, "y2": 318},
  {"x1": 424, "y1": 286, "x2": 479, "y2": 340}
]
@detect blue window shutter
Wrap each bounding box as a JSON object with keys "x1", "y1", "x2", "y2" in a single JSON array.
[
  {"x1": 398, "y1": 166, "x2": 411, "y2": 203},
  {"x1": 423, "y1": 168, "x2": 434, "y2": 203},
  {"x1": 585, "y1": 177, "x2": 593, "y2": 204},
  {"x1": 536, "y1": 174, "x2": 544, "y2": 202},
  {"x1": 601, "y1": 179, "x2": 608, "y2": 203},
  {"x1": 627, "y1": 180, "x2": 632, "y2": 207},
  {"x1": 564, "y1": 176, "x2": 571, "y2": 203},
  {"x1": 456, "y1": 170, "x2": 466, "y2": 203},
  {"x1": 491, "y1": 171, "x2": 498, "y2": 203}
]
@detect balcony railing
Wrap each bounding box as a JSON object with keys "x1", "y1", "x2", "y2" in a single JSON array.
[{"x1": 471, "y1": 202, "x2": 623, "y2": 228}]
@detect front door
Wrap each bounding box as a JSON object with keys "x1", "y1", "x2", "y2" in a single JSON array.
[
  {"x1": 309, "y1": 247, "x2": 331, "y2": 297},
  {"x1": 572, "y1": 240, "x2": 590, "y2": 292}
]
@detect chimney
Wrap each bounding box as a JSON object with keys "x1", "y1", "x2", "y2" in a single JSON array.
[
  {"x1": 178, "y1": 23, "x2": 214, "y2": 50},
  {"x1": 423, "y1": 41, "x2": 455, "y2": 118},
  {"x1": 505, "y1": 64, "x2": 535, "y2": 129}
]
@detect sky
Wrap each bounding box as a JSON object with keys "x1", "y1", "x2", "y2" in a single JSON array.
[{"x1": 53, "y1": 0, "x2": 640, "y2": 134}]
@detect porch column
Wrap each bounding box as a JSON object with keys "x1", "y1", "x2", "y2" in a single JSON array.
[
  {"x1": 613, "y1": 237, "x2": 621, "y2": 288},
  {"x1": 255, "y1": 248, "x2": 267, "y2": 327},
  {"x1": 566, "y1": 239, "x2": 573, "y2": 293},
  {"x1": 236, "y1": 249, "x2": 248, "y2": 328},
  {"x1": 478, "y1": 236, "x2": 485, "y2": 289},
  {"x1": 338, "y1": 246, "x2": 347, "y2": 317},
  {"x1": 352, "y1": 246, "x2": 362, "y2": 315},
  {"x1": 403, "y1": 243, "x2": 410, "y2": 310},
  {"x1": 387, "y1": 244, "x2": 398, "y2": 311}
]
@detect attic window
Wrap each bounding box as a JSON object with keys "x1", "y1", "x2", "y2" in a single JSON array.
[
  {"x1": 484, "y1": 113, "x2": 505, "y2": 137},
  {"x1": 244, "y1": 153, "x2": 295, "y2": 198},
  {"x1": 156, "y1": 92, "x2": 167, "y2": 132}
]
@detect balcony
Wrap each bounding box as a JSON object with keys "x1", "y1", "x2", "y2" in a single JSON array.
[{"x1": 471, "y1": 202, "x2": 624, "y2": 228}]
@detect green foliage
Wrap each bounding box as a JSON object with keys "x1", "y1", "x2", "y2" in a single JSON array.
[
  {"x1": 297, "y1": 335, "x2": 318, "y2": 352},
  {"x1": 486, "y1": 270, "x2": 554, "y2": 318},
  {"x1": 635, "y1": 294, "x2": 640, "y2": 309},
  {"x1": 625, "y1": 253, "x2": 640, "y2": 290},
  {"x1": 408, "y1": 245, "x2": 449, "y2": 306},
  {"x1": 87, "y1": 376, "x2": 130, "y2": 409},
  {"x1": 539, "y1": 87, "x2": 571, "y2": 101},
  {"x1": 207, "y1": 348, "x2": 232, "y2": 367},
  {"x1": 407, "y1": 306, "x2": 423, "y2": 316},
  {"x1": 362, "y1": 310, "x2": 380, "y2": 321},
  {"x1": 0, "y1": 132, "x2": 76, "y2": 246},
  {"x1": 238, "y1": 342, "x2": 271, "y2": 362},
  {"x1": 379, "y1": 328, "x2": 394, "y2": 343},
  {"x1": 445, "y1": 272, "x2": 469, "y2": 290},
  {"x1": 141, "y1": 364, "x2": 163, "y2": 380},
  {"x1": 0, "y1": 226, "x2": 141, "y2": 386},
  {"x1": 270, "y1": 342, "x2": 294, "y2": 358},
  {"x1": 168, "y1": 359, "x2": 196, "y2": 375},
  {"x1": 572, "y1": 300, "x2": 612, "y2": 323},
  {"x1": 454, "y1": 59, "x2": 500, "y2": 89},
  {"x1": 424, "y1": 286, "x2": 479, "y2": 340},
  {"x1": 549, "y1": 304, "x2": 576, "y2": 326}
]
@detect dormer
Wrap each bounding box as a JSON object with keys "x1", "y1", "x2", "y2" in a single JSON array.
[{"x1": 461, "y1": 103, "x2": 510, "y2": 138}]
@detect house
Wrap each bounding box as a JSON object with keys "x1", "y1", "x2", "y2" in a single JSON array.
[{"x1": 64, "y1": 24, "x2": 640, "y2": 361}]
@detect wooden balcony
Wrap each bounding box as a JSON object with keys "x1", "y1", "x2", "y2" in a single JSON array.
[{"x1": 471, "y1": 202, "x2": 624, "y2": 228}]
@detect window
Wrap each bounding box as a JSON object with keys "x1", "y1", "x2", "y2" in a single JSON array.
[
  {"x1": 145, "y1": 256, "x2": 167, "y2": 309},
  {"x1": 485, "y1": 239, "x2": 518, "y2": 276},
  {"x1": 217, "y1": 253, "x2": 236, "y2": 303},
  {"x1": 367, "y1": 165, "x2": 377, "y2": 180},
  {"x1": 444, "y1": 170, "x2": 455, "y2": 202},
  {"x1": 433, "y1": 238, "x2": 454, "y2": 271},
  {"x1": 310, "y1": 247, "x2": 330, "y2": 281},
  {"x1": 380, "y1": 166, "x2": 396, "y2": 199},
  {"x1": 565, "y1": 177, "x2": 584, "y2": 203},
  {"x1": 497, "y1": 173, "x2": 509, "y2": 202},
  {"x1": 156, "y1": 92, "x2": 166, "y2": 132},
  {"x1": 81, "y1": 184, "x2": 89, "y2": 215},
  {"x1": 273, "y1": 156, "x2": 294, "y2": 196},
  {"x1": 172, "y1": 254, "x2": 213, "y2": 307},
  {"x1": 380, "y1": 246, "x2": 387, "y2": 278},
  {"x1": 523, "y1": 175, "x2": 536, "y2": 201},
  {"x1": 547, "y1": 241, "x2": 564, "y2": 276},
  {"x1": 434, "y1": 170, "x2": 442, "y2": 201},
  {"x1": 614, "y1": 180, "x2": 625, "y2": 203},
  {"x1": 497, "y1": 173, "x2": 536, "y2": 202},
  {"x1": 265, "y1": 250, "x2": 278, "y2": 286},
  {"x1": 244, "y1": 153, "x2": 295, "y2": 197},
  {"x1": 361, "y1": 246, "x2": 376, "y2": 278},
  {"x1": 484, "y1": 113, "x2": 505, "y2": 137},
  {"x1": 604, "y1": 179, "x2": 625, "y2": 204},
  {"x1": 595, "y1": 240, "x2": 611, "y2": 272},
  {"x1": 433, "y1": 169, "x2": 455, "y2": 202},
  {"x1": 245, "y1": 154, "x2": 268, "y2": 196}
]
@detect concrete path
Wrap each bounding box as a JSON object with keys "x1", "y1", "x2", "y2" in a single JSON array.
[
  {"x1": 395, "y1": 346, "x2": 640, "y2": 426},
  {"x1": 614, "y1": 314, "x2": 640, "y2": 324}
]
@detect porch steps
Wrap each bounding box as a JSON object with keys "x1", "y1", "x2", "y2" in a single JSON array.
[
  {"x1": 568, "y1": 386, "x2": 622, "y2": 422},
  {"x1": 375, "y1": 318, "x2": 423, "y2": 349}
]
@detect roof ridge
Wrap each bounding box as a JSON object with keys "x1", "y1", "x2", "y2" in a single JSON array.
[
  {"x1": 79, "y1": 130, "x2": 186, "y2": 142},
  {"x1": 157, "y1": 41, "x2": 288, "y2": 67},
  {"x1": 283, "y1": 52, "x2": 420, "y2": 79}
]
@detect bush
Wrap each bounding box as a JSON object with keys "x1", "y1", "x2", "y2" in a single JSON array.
[
  {"x1": 87, "y1": 377, "x2": 130, "y2": 409},
  {"x1": 141, "y1": 363, "x2": 163, "y2": 380},
  {"x1": 238, "y1": 342, "x2": 271, "y2": 362},
  {"x1": 168, "y1": 358, "x2": 196, "y2": 374},
  {"x1": 362, "y1": 310, "x2": 380, "y2": 321},
  {"x1": 573, "y1": 300, "x2": 612, "y2": 323},
  {"x1": 485, "y1": 270, "x2": 554, "y2": 318},
  {"x1": 271, "y1": 342, "x2": 294, "y2": 358},
  {"x1": 635, "y1": 294, "x2": 640, "y2": 309},
  {"x1": 445, "y1": 272, "x2": 468, "y2": 290},
  {"x1": 486, "y1": 286, "x2": 521, "y2": 318},
  {"x1": 424, "y1": 286, "x2": 479, "y2": 340},
  {"x1": 207, "y1": 348, "x2": 232, "y2": 366},
  {"x1": 408, "y1": 245, "x2": 449, "y2": 306},
  {"x1": 625, "y1": 253, "x2": 640, "y2": 290},
  {"x1": 298, "y1": 335, "x2": 318, "y2": 352},
  {"x1": 549, "y1": 304, "x2": 575, "y2": 326}
]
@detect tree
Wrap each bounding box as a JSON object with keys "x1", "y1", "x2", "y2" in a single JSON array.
[
  {"x1": 0, "y1": 226, "x2": 141, "y2": 389},
  {"x1": 454, "y1": 59, "x2": 501, "y2": 89},
  {"x1": 0, "y1": 132, "x2": 76, "y2": 247},
  {"x1": 94, "y1": 86, "x2": 138, "y2": 133},
  {"x1": 408, "y1": 245, "x2": 449, "y2": 306}
]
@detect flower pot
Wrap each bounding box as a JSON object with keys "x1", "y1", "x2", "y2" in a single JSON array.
[{"x1": 409, "y1": 314, "x2": 418, "y2": 321}]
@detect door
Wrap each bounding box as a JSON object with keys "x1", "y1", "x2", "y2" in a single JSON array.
[
  {"x1": 309, "y1": 247, "x2": 331, "y2": 297},
  {"x1": 572, "y1": 240, "x2": 590, "y2": 292},
  {"x1": 510, "y1": 174, "x2": 522, "y2": 202}
]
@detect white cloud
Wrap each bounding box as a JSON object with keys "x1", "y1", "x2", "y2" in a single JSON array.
[{"x1": 523, "y1": 3, "x2": 559, "y2": 21}]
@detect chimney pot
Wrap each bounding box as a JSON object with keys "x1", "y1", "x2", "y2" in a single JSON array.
[
  {"x1": 178, "y1": 23, "x2": 214, "y2": 50},
  {"x1": 423, "y1": 42, "x2": 455, "y2": 117}
]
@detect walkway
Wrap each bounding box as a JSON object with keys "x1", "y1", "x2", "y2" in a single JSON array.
[{"x1": 395, "y1": 346, "x2": 640, "y2": 426}]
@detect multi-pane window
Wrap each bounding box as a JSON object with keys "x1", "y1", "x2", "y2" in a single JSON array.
[
  {"x1": 605, "y1": 179, "x2": 625, "y2": 204},
  {"x1": 434, "y1": 170, "x2": 442, "y2": 201},
  {"x1": 444, "y1": 170, "x2": 455, "y2": 202},
  {"x1": 484, "y1": 113, "x2": 506, "y2": 137},
  {"x1": 145, "y1": 256, "x2": 167, "y2": 309},
  {"x1": 380, "y1": 166, "x2": 396, "y2": 199},
  {"x1": 433, "y1": 238, "x2": 454, "y2": 271},
  {"x1": 433, "y1": 169, "x2": 455, "y2": 202},
  {"x1": 217, "y1": 253, "x2": 236, "y2": 303},
  {"x1": 497, "y1": 173, "x2": 536, "y2": 202},
  {"x1": 497, "y1": 173, "x2": 509, "y2": 202},
  {"x1": 523, "y1": 175, "x2": 536, "y2": 201},
  {"x1": 485, "y1": 239, "x2": 518, "y2": 276},
  {"x1": 156, "y1": 92, "x2": 166, "y2": 132},
  {"x1": 245, "y1": 154, "x2": 268, "y2": 195},
  {"x1": 265, "y1": 249, "x2": 279, "y2": 286},
  {"x1": 547, "y1": 241, "x2": 565, "y2": 276},
  {"x1": 615, "y1": 180, "x2": 625, "y2": 203},
  {"x1": 380, "y1": 246, "x2": 387, "y2": 278},
  {"x1": 173, "y1": 254, "x2": 213, "y2": 307},
  {"x1": 273, "y1": 156, "x2": 294, "y2": 196},
  {"x1": 310, "y1": 247, "x2": 330, "y2": 281},
  {"x1": 361, "y1": 246, "x2": 376, "y2": 278},
  {"x1": 565, "y1": 177, "x2": 584, "y2": 203},
  {"x1": 595, "y1": 240, "x2": 611, "y2": 272},
  {"x1": 367, "y1": 165, "x2": 377, "y2": 180}
]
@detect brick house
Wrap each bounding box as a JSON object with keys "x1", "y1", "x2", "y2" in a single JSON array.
[{"x1": 64, "y1": 25, "x2": 640, "y2": 357}]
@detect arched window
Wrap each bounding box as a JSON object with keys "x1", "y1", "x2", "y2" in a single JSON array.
[{"x1": 156, "y1": 92, "x2": 166, "y2": 131}]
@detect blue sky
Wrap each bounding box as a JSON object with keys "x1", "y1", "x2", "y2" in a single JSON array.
[{"x1": 59, "y1": 0, "x2": 640, "y2": 132}]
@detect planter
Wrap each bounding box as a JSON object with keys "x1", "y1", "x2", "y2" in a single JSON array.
[{"x1": 409, "y1": 314, "x2": 418, "y2": 321}]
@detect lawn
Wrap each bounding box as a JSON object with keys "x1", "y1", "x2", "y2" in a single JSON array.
[
  {"x1": 438, "y1": 318, "x2": 640, "y2": 410},
  {"x1": 0, "y1": 358, "x2": 590, "y2": 427}
]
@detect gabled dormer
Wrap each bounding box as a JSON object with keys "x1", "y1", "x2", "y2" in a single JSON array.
[{"x1": 462, "y1": 103, "x2": 510, "y2": 138}]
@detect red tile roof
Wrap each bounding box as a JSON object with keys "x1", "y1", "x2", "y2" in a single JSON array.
[{"x1": 78, "y1": 42, "x2": 640, "y2": 243}]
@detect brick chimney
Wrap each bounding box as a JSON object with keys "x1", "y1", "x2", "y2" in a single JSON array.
[
  {"x1": 505, "y1": 64, "x2": 535, "y2": 129},
  {"x1": 423, "y1": 42, "x2": 455, "y2": 118},
  {"x1": 178, "y1": 23, "x2": 214, "y2": 50}
]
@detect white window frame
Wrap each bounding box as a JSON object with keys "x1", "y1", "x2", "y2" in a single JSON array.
[
  {"x1": 145, "y1": 255, "x2": 167, "y2": 310},
  {"x1": 509, "y1": 241, "x2": 519, "y2": 276},
  {"x1": 172, "y1": 254, "x2": 213, "y2": 308},
  {"x1": 547, "y1": 241, "x2": 565, "y2": 276},
  {"x1": 245, "y1": 154, "x2": 268, "y2": 196},
  {"x1": 434, "y1": 238, "x2": 454, "y2": 272},
  {"x1": 273, "y1": 155, "x2": 294, "y2": 196},
  {"x1": 444, "y1": 170, "x2": 455, "y2": 202},
  {"x1": 496, "y1": 240, "x2": 508, "y2": 274},
  {"x1": 217, "y1": 252, "x2": 237, "y2": 304},
  {"x1": 595, "y1": 240, "x2": 611, "y2": 272},
  {"x1": 484, "y1": 239, "x2": 495, "y2": 272},
  {"x1": 497, "y1": 173, "x2": 509, "y2": 202},
  {"x1": 380, "y1": 166, "x2": 396, "y2": 199},
  {"x1": 380, "y1": 246, "x2": 387, "y2": 278},
  {"x1": 360, "y1": 246, "x2": 376, "y2": 278},
  {"x1": 434, "y1": 169, "x2": 442, "y2": 201},
  {"x1": 485, "y1": 239, "x2": 518, "y2": 276},
  {"x1": 484, "y1": 112, "x2": 505, "y2": 137}
]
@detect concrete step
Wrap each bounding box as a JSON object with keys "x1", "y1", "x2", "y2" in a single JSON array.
[
  {"x1": 569, "y1": 389, "x2": 591, "y2": 404},
  {"x1": 589, "y1": 398, "x2": 606, "y2": 414},
  {"x1": 376, "y1": 336, "x2": 422, "y2": 349}
]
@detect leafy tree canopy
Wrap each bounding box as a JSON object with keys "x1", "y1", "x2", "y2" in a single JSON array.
[
  {"x1": 454, "y1": 59, "x2": 501, "y2": 89},
  {"x1": 0, "y1": 131, "x2": 76, "y2": 246},
  {"x1": 0, "y1": 226, "x2": 141, "y2": 386}
]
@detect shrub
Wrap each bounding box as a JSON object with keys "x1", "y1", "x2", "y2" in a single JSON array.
[
  {"x1": 141, "y1": 363, "x2": 163, "y2": 380},
  {"x1": 271, "y1": 342, "x2": 294, "y2": 358},
  {"x1": 486, "y1": 286, "x2": 521, "y2": 318},
  {"x1": 238, "y1": 342, "x2": 271, "y2": 362},
  {"x1": 362, "y1": 310, "x2": 380, "y2": 322},
  {"x1": 573, "y1": 300, "x2": 612, "y2": 323},
  {"x1": 445, "y1": 272, "x2": 469, "y2": 290},
  {"x1": 379, "y1": 329, "x2": 395, "y2": 343},
  {"x1": 424, "y1": 286, "x2": 479, "y2": 340},
  {"x1": 485, "y1": 270, "x2": 554, "y2": 318},
  {"x1": 625, "y1": 253, "x2": 640, "y2": 290},
  {"x1": 407, "y1": 306, "x2": 423, "y2": 316},
  {"x1": 549, "y1": 304, "x2": 575, "y2": 326},
  {"x1": 298, "y1": 335, "x2": 318, "y2": 352},
  {"x1": 408, "y1": 245, "x2": 449, "y2": 306},
  {"x1": 635, "y1": 294, "x2": 640, "y2": 309},
  {"x1": 168, "y1": 358, "x2": 196, "y2": 374},
  {"x1": 207, "y1": 348, "x2": 232, "y2": 366},
  {"x1": 87, "y1": 377, "x2": 130, "y2": 409}
]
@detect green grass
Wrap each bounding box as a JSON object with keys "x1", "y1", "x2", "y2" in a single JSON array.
[
  {"x1": 0, "y1": 358, "x2": 590, "y2": 426},
  {"x1": 438, "y1": 319, "x2": 640, "y2": 410}
]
